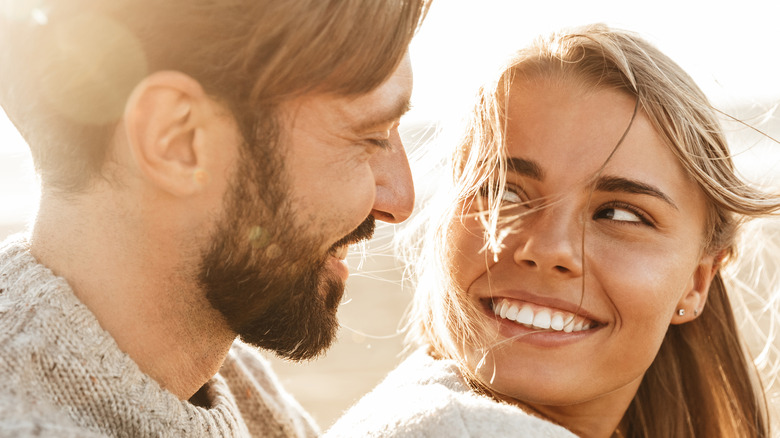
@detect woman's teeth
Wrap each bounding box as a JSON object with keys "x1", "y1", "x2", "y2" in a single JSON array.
[{"x1": 492, "y1": 299, "x2": 594, "y2": 333}]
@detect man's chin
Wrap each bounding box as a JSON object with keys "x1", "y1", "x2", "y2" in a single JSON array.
[{"x1": 237, "y1": 270, "x2": 344, "y2": 361}]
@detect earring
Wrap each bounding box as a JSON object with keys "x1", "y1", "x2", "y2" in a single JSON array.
[
  {"x1": 193, "y1": 168, "x2": 210, "y2": 185},
  {"x1": 693, "y1": 309, "x2": 699, "y2": 316},
  {"x1": 677, "y1": 308, "x2": 685, "y2": 316}
]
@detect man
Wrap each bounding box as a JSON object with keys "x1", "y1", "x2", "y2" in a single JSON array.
[{"x1": 0, "y1": 0, "x2": 429, "y2": 436}]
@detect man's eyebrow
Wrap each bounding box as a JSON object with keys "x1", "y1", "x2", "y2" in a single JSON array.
[
  {"x1": 504, "y1": 157, "x2": 545, "y2": 180},
  {"x1": 595, "y1": 176, "x2": 678, "y2": 210},
  {"x1": 353, "y1": 97, "x2": 412, "y2": 133}
]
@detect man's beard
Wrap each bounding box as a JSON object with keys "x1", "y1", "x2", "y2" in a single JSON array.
[{"x1": 197, "y1": 152, "x2": 375, "y2": 361}]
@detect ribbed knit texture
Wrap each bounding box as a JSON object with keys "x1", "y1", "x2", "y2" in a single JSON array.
[
  {"x1": 0, "y1": 235, "x2": 318, "y2": 437},
  {"x1": 325, "y1": 348, "x2": 578, "y2": 438}
]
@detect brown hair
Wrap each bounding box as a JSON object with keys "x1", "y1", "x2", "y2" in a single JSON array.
[
  {"x1": 0, "y1": 0, "x2": 430, "y2": 192},
  {"x1": 402, "y1": 24, "x2": 780, "y2": 437}
]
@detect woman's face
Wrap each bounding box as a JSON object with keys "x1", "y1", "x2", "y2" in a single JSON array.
[{"x1": 449, "y1": 79, "x2": 718, "y2": 422}]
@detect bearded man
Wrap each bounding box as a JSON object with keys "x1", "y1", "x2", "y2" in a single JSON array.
[{"x1": 0, "y1": 0, "x2": 429, "y2": 436}]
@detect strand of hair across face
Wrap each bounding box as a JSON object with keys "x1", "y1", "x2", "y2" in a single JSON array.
[{"x1": 578, "y1": 96, "x2": 641, "y2": 320}]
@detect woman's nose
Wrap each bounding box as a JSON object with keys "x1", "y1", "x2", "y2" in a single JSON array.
[{"x1": 511, "y1": 205, "x2": 584, "y2": 277}]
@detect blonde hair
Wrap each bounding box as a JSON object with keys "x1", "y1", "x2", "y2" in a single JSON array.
[
  {"x1": 402, "y1": 24, "x2": 780, "y2": 437},
  {"x1": 0, "y1": 0, "x2": 430, "y2": 192}
]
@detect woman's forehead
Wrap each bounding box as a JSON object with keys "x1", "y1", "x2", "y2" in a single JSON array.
[{"x1": 496, "y1": 80, "x2": 707, "y2": 214}]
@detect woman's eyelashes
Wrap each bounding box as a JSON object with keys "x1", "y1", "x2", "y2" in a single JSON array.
[
  {"x1": 593, "y1": 201, "x2": 654, "y2": 227},
  {"x1": 479, "y1": 181, "x2": 656, "y2": 228},
  {"x1": 499, "y1": 184, "x2": 527, "y2": 204},
  {"x1": 478, "y1": 183, "x2": 528, "y2": 205}
]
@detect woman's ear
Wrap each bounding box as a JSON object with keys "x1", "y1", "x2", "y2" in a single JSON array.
[
  {"x1": 122, "y1": 71, "x2": 227, "y2": 197},
  {"x1": 671, "y1": 251, "x2": 722, "y2": 325}
]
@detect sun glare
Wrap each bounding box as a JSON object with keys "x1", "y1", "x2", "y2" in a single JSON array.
[{"x1": 1, "y1": 0, "x2": 779, "y2": 235}]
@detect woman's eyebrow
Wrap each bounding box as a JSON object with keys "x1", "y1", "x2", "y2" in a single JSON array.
[
  {"x1": 505, "y1": 157, "x2": 545, "y2": 180},
  {"x1": 595, "y1": 176, "x2": 678, "y2": 210}
]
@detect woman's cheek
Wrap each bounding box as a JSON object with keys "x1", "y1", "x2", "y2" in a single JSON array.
[
  {"x1": 446, "y1": 217, "x2": 492, "y2": 291},
  {"x1": 592, "y1": 241, "x2": 688, "y2": 323}
]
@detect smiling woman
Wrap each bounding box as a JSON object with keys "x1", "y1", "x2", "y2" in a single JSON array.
[
  {"x1": 453, "y1": 75, "x2": 721, "y2": 434},
  {"x1": 325, "y1": 24, "x2": 780, "y2": 438}
]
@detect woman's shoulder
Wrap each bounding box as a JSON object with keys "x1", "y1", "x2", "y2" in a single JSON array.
[{"x1": 324, "y1": 348, "x2": 576, "y2": 438}]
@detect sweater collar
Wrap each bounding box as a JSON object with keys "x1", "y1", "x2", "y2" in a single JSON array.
[{"x1": 0, "y1": 234, "x2": 250, "y2": 436}]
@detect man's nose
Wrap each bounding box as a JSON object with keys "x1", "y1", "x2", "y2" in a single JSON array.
[{"x1": 368, "y1": 129, "x2": 414, "y2": 223}]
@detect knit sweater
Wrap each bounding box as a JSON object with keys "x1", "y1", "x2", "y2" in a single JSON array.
[
  {"x1": 0, "y1": 235, "x2": 318, "y2": 437},
  {"x1": 325, "y1": 348, "x2": 578, "y2": 438}
]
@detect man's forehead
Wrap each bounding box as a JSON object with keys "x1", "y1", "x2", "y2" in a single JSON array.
[
  {"x1": 282, "y1": 58, "x2": 413, "y2": 133},
  {"x1": 331, "y1": 56, "x2": 413, "y2": 131}
]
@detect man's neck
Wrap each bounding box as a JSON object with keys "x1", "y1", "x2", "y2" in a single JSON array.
[{"x1": 30, "y1": 189, "x2": 236, "y2": 401}]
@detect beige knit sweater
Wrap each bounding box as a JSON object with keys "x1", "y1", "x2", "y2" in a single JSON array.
[
  {"x1": 0, "y1": 235, "x2": 319, "y2": 437},
  {"x1": 326, "y1": 348, "x2": 577, "y2": 437}
]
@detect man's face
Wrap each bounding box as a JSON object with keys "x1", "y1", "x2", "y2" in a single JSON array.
[{"x1": 198, "y1": 57, "x2": 414, "y2": 360}]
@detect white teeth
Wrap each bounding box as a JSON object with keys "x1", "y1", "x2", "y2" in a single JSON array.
[
  {"x1": 492, "y1": 300, "x2": 595, "y2": 333},
  {"x1": 492, "y1": 301, "x2": 503, "y2": 316},
  {"x1": 499, "y1": 301, "x2": 509, "y2": 319},
  {"x1": 563, "y1": 316, "x2": 575, "y2": 333},
  {"x1": 532, "y1": 310, "x2": 552, "y2": 329},
  {"x1": 516, "y1": 306, "x2": 534, "y2": 325},
  {"x1": 505, "y1": 305, "x2": 519, "y2": 321},
  {"x1": 550, "y1": 313, "x2": 564, "y2": 331}
]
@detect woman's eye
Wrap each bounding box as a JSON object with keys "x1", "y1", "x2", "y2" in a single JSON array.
[
  {"x1": 594, "y1": 206, "x2": 644, "y2": 223},
  {"x1": 478, "y1": 184, "x2": 526, "y2": 204},
  {"x1": 500, "y1": 189, "x2": 523, "y2": 204}
]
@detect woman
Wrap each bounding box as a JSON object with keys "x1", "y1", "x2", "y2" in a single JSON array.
[{"x1": 326, "y1": 24, "x2": 780, "y2": 437}]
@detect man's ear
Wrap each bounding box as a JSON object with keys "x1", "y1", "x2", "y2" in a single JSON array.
[
  {"x1": 671, "y1": 251, "x2": 722, "y2": 325},
  {"x1": 122, "y1": 71, "x2": 223, "y2": 196}
]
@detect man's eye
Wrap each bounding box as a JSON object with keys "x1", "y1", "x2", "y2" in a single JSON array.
[{"x1": 367, "y1": 139, "x2": 391, "y2": 150}]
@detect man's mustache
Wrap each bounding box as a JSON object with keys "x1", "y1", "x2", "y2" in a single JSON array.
[{"x1": 330, "y1": 215, "x2": 376, "y2": 250}]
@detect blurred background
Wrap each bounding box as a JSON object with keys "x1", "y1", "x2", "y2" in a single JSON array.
[{"x1": 2, "y1": 0, "x2": 779, "y2": 430}]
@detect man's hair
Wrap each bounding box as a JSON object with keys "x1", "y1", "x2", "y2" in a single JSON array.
[{"x1": 0, "y1": 0, "x2": 430, "y2": 192}]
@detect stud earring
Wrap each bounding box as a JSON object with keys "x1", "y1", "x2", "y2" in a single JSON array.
[
  {"x1": 193, "y1": 168, "x2": 210, "y2": 185},
  {"x1": 677, "y1": 308, "x2": 685, "y2": 316},
  {"x1": 693, "y1": 309, "x2": 699, "y2": 316}
]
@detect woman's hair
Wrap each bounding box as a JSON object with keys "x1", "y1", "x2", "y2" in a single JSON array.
[
  {"x1": 401, "y1": 23, "x2": 780, "y2": 437},
  {"x1": 0, "y1": 0, "x2": 429, "y2": 192}
]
